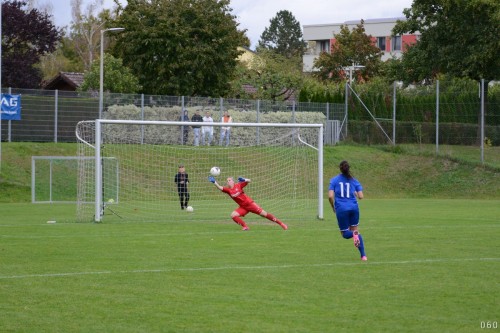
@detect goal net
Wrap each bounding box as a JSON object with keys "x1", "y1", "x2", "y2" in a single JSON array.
[
  {"x1": 32, "y1": 156, "x2": 119, "y2": 203},
  {"x1": 76, "y1": 120, "x2": 323, "y2": 223}
]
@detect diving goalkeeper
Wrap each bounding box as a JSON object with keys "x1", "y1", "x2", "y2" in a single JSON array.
[{"x1": 208, "y1": 176, "x2": 288, "y2": 231}]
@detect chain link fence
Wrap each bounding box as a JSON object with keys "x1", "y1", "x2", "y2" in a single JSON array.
[
  {"x1": 1, "y1": 82, "x2": 499, "y2": 167},
  {"x1": 0, "y1": 88, "x2": 342, "y2": 144},
  {"x1": 348, "y1": 80, "x2": 500, "y2": 168}
]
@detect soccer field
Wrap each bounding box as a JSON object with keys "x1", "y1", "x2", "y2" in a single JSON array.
[{"x1": 1, "y1": 199, "x2": 498, "y2": 332}]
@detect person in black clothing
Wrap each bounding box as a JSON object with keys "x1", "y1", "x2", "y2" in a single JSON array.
[
  {"x1": 174, "y1": 165, "x2": 190, "y2": 209},
  {"x1": 179, "y1": 110, "x2": 190, "y2": 144},
  {"x1": 191, "y1": 110, "x2": 203, "y2": 146}
]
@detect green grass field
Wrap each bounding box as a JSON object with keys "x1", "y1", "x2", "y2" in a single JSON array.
[{"x1": 1, "y1": 199, "x2": 498, "y2": 332}]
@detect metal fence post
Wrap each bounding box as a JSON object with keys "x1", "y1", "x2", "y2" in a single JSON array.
[
  {"x1": 256, "y1": 100, "x2": 260, "y2": 145},
  {"x1": 180, "y1": 96, "x2": 185, "y2": 145},
  {"x1": 436, "y1": 80, "x2": 440, "y2": 154},
  {"x1": 345, "y1": 83, "x2": 349, "y2": 139},
  {"x1": 392, "y1": 82, "x2": 396, "y2": 146},
  {"x1": 141, "y1": 93, "x2": 144, "y2": 144},
  {"x1": 8, "y1": 87, "x2": 11, "y2": 142},
  {"x1": 480, "y1": 79, "x2": 485, "y2": 164},
  {"x1": 54, "y1": 89, "x2": 58, "y2": 143}
]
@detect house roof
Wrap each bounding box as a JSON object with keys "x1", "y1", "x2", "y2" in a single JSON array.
[{"x1": 42, "y1": 72, "x2": 85, "y2": 90}]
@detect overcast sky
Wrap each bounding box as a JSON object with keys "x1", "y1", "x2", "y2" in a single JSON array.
[{"x1": 49, "y1": 0, "x2": 414, "y2": 49}]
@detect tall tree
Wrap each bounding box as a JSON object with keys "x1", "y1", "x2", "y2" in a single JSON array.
[
  {"x1": 78, "y1": 53, "x2": 141, "y2": 93},
  {"x1": 23, "y1": 0, "x2": 63, "y2": 81},
  {"x1": 231, "y1": 50, "x2": 303, "y2": 102},
  {"x1": 380, "y1": 46, "x2": 435, "y2": 86},
  {"x1": 37, "y1": 46, "x2": 74, "y2": 81},
  {"x1": 110, "y1": 0, "x2": 247, "y2": 96},
  {"x1": 313, "y1": 20, "x2": 382, "y2": 83},
  {"x1": 393, "y1": 0, "x2": 500, "y2": 83},
  {"x1": 1, "y1": 0, "x2": 61, "y2": 88},
  {"x1": 258, "y1": 10, "x2": 306, "y2": 60},
  {"x1": 69, "y1": 0, "x2": 111, "y2": 71},
  {"x1": 393, "y1": 0, "x2": 500, "y2": 144}
]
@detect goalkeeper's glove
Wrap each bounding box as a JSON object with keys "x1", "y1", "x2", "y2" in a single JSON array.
[
  {"x1": 208, "y1": 176, "x2": 215, "y2": 183},
  {"x1": 237, "y1": 177, "x2": 246, "y2": 183}
]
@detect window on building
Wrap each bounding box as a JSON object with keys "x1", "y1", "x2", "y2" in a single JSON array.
[
  {"x1": 376, "y1": 37, "x2": 386, "y2": 51},
  {"x1": 319, "y1": 40, "x2": 330, "y2": 53},
  {"x1": 392, "y1": 36, "x2": 402, "y2": 51}
]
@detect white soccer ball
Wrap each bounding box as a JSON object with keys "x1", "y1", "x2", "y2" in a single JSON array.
[
  {"x1": 186, "y1": 206, "x2": 194, "y2": 212},
  {"x1": 107, "y1": 198, "x2": 114, "y2": 203},
  {"x1": 210, "y1": 166, "x2": 221, "y2": 176}
]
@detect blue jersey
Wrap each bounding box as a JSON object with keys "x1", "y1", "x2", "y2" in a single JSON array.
[{"x1": 328, "y1": 174, "x2": 363, "y2": 213}]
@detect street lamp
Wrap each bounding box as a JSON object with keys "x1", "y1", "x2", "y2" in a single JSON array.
[
  {"x1": 344, "y1": 63, "x2": 365, "y2": 86},
  {"x1": 99, "y1": 27, "x2": 125, "y2": 119}
]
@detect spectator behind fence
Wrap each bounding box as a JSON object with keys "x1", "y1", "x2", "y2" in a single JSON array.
[
  {"x1": 219, "y1": 111, "x2": 232, "y2": 146},
  {"x1": 202, "y1": 111, "x2": 214, "y2": 146},
  {"x1": 191, "y1": 110, "x2": 203, "y2": 146}
]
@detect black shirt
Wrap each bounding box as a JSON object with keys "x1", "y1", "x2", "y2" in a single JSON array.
[{"x1": 191, "y1": 113, "x2": 203, "y2": 128}]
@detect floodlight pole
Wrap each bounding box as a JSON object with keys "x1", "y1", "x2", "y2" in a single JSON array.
[
  {"x1": 99, "y1": 28, "x2": 125, "y2": 119},
  {"x1": 344, "y1": 63, "x2": 364, "y2": 142},
  {"x1": 346, "y1": 63, "x2": 365, "y2": 86}
]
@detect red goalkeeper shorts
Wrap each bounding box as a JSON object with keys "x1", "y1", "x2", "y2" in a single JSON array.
[{"x1": 235, "y1": 202, "x2": 263, "y2": 217}]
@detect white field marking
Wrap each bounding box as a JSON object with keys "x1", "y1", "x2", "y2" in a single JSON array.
[
  {"x1": 0, "y1": 258, "x2": 498, "y2": 280},
  {"x1": 1, "y1": 223, "x2": 499, "y2": 239},
  {"x1": 0, "y1": 230, "x2": 242, "y2": 239}
]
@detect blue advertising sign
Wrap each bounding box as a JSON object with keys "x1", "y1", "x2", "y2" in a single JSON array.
[{"x1": 1, "y1": 94, "x2": 22, "y2": 120}]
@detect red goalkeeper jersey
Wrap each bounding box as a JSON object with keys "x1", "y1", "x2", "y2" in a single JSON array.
[{"x1": 222, "y1": 181, "x2": 253, "y2": 207}]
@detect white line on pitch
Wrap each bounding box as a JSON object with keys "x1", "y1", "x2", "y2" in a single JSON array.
[{"x1": 1, "y1": 257, "x2": 498, "y2": 280}]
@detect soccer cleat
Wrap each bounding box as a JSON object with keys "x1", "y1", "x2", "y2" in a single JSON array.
[
  {"x1": 242, "y1": 227, "x2": 249, "y2": 231},
  {"x1": 353, "y1": 230, "x2": 360, "y2": 248},
  {"x1": 281, "y1": 223, "x2": 288, "y2": 230},
  {"x1": 361, "y1": 256, "x2": 367, "y2": 261}
]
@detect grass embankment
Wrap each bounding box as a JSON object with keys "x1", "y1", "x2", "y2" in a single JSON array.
[{"x1": 0, "y1": 142, "x2": 499, "y2": 202}]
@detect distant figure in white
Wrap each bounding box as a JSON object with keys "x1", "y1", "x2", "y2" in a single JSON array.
[
  {"x1": 219, "y1": 111, "x2": 232, "y2": 146},
  {"x1": 202, "y1": 111, "x2": 214, "y2": 146}
]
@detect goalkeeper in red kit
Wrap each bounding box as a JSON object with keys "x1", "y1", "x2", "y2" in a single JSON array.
[{"x1": 208, "y1": 176, "x2": 288, "y2": 231}]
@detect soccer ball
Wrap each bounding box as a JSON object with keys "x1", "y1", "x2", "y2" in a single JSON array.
[
  {"x1": 210, "y1": 166, "x2": 221, "y2": 176},
  {"x1": 186, "y1": 206, "x2": 194, "y2": 212},
  {"x1": 107, "y1": 198, "x2": 114, "y2": 203}
]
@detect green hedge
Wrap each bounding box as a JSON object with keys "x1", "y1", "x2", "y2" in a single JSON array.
[{"x1": 348, "y1": 120, "x2": 500, "y2": 145}]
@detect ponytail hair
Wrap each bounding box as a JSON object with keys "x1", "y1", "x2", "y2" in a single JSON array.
[{"x1": 339, "y1": 160, "x2": 352, "y2": 178}]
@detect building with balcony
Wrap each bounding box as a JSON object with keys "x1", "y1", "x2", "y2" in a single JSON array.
[{"x1": 302, "y1": 17, "x2": 419, "y2": 72}]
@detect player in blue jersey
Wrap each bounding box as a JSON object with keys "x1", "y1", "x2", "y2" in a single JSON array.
[{"x1": 328, "y1": 160, "x2": 367, "y2": 261}]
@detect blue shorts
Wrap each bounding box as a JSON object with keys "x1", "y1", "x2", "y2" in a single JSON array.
[{"x1": 335, "y1": 209, "x2": 359, "y2": 231}]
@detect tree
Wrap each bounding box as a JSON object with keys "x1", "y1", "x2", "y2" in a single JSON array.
[
  {"x1": 110, "y1": 0, "x2": 247, "y2": 96},
  {"x1": 231, "y1": 50, "x2": 303, "y2": 102},
  {"x1": 380, "y1": 46, "x2": 436, "y2": 86},
  {"x1": 78, "y1": 53, "x2": 142, "y2": 93},
  {"x1": 37, "y1": 46, "x2": 75, "y2": 81},
  {"x1": 1, "y1": 0, "x2": 62, "y2": 88},
  {"x1": 393, "y1": 0, "x2": 500, "y2": 144},
  {"x1": 257, "y1": 10, "x2": 306, "y2": 60},
  {"x1": 392, "y1": 0, "x2": 500, "y2": 83},
  {"x1": 23, "y1": 0, "x2": 68, "y2": 81},
  {"x1": 313, "y1": 20, "x2": 382, "y2": 83},
  {"x1": 69, "y1": 0, "x2": 111, "y2": 71}
]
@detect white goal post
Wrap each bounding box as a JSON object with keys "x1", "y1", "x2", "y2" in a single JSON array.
[{"x1": 76, "y1": 119, "x2": 324, "y2": 223}]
